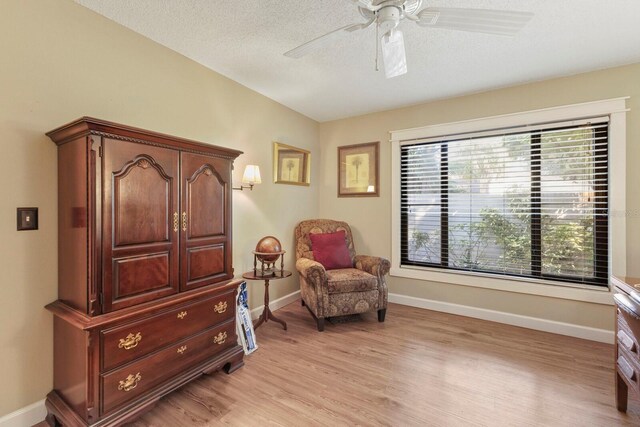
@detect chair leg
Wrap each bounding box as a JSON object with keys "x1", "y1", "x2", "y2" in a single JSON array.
[
  {"x1": 317, "y1": 318, "x2": 325, "y2": 332},
  {"x1": 378, "y1": 308, "x2": 386, "y2": 322}
]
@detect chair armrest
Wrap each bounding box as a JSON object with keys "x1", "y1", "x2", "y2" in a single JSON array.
[
  {"x1": 296, "y1": 258, "x2": 327, "y2": 289},
  {"x1": 354, "y1": 255, "x2": 391, "y2": 277}
]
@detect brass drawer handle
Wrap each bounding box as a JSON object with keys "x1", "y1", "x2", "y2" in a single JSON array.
[
  {"x1": 214, "y1": 301, "x2": 228, "y2": 314},
  {"x1": 618, "y1": 356, "x2": 636, "y2": 381},
  {"x1": 173, "y1": 212, "x2": 179, "y2": 232},
  {"x1": 118, "y1": 332, "x2": 142, "y2": 350},
  {"x1": 177, "y1": 311, "x2": 187, "y2": 320},
  {"x1": 618, "y1": 330, "x2": 637, "y2": 353},
  {"x1": 118, "y1": 372, "x2": 142, "y2": 392},
  {"x1": 177, "y1": 345, "x2": 187, "y2": 355},
  {"x1": 182, "y1": 212, "x2": 187, "y2": 232},
  {"x1": 213, "y1": 331, "x2": 227, "y2": 345}
]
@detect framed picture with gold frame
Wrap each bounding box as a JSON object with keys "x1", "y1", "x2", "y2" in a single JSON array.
[
  {"x1": 338, "y1": 141, "x2": 379, "y2": 197},
  {"x1": 273, "y1": 142, "x2": 310, "y2": 186}
]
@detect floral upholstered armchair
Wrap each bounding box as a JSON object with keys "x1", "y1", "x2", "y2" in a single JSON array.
[{"x1": 294, "y1": 219, "x2": 390, "y2": 331}]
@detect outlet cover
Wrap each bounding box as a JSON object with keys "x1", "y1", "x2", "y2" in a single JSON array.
[{"x1": 17, "y1": 207, "x2": 38, "y2": 231}]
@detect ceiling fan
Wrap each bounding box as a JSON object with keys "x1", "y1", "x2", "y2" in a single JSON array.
[{"x1": 284, "y1": 0, "x2": 533, "y2": 79}]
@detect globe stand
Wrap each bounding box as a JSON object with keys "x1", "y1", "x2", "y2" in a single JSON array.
[{"x1": 252, "y1": 250, "x2": 285, "y2": 278}]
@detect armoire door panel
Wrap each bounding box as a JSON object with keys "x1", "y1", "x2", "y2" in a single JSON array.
[
  {"x1": 113, "y1": 253, "x2": 171, "y2": 299},
  {"x1": 187, "y1": 166, "x2": 225, "y2": 238},
  {"x1": 102, "y1": 139, "x2": 180, "y2": 312},
  {"x1": 113, "y1": 160, "x2": 171, "y2": 246},
  {"x1": 180, "y1": 153, "x2": 231, "y2": 291},
  {"x1": 187, "y1": 244, "x2": 225, "y2": 282}
]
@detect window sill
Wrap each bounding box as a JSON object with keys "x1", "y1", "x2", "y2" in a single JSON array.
[{"x1": 391, "y1": 265, "x2": 614, "y2": 305}]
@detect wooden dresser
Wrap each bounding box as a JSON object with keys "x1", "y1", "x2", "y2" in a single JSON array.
[
  {"x1": 612, "y1": 275, "x2": 640, "y2": 412},
  {"x1": 44, "y1": 118, "x2": 244, "y2": 426}
]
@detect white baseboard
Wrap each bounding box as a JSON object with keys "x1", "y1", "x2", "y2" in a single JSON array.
[
  {"x1": 389, "y1": 293, "x2": 614, "y2": 344},
  {"x1": 0, "y1": 399, "x2": 46, "y2": 427},
  {"x1": 250, "y1": 290, "x2": 301, "y2": 320}
]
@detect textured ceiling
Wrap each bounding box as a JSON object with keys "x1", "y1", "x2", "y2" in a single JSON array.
[{"x1": 75, "y1": 0, "x2": 640, "y2": 122}]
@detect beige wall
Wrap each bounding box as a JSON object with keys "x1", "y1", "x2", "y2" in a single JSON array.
[
  {"x1": 318, "y1": 63, "x2": 640, "y2": 333},
  {"x1": 1, "y1": 0, "x2": 638, "y2": 419},
  {"x1": 0, "y1": 0, "x2": 318, "y2": 416}
]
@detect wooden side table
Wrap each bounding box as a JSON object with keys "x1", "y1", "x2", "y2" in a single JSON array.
[{"x1": 242, "y1": 270, "x2": 292, "y2": 331}]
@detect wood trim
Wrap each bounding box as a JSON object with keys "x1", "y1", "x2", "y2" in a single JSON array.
[
  {"x1": 390, "y1": 97, "x2": 629, "y2": 142},
  {"x1": 46, "y1": 279, "x2": 244, "y2": 330},
  {"x1": 46, "y1": 117, "x2": 243, "y2": 159}
]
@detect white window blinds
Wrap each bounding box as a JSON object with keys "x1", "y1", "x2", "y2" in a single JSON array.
[{"x1": 400, "y1": 117, "x2": 609, "y2": 286}]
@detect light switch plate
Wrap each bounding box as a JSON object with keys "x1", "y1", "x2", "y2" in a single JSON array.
[{"x1": 17, "y1": 207, "x2": 38, "y2": 231}]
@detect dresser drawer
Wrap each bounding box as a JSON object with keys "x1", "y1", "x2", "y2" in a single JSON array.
[
  {"x1": 618, "y1": 317, "x2": 639, "y2": 359},
  {"x1": 617, "y1": 346, "x2": 640, "y2": 394},
  {"x1": 101, "y1": 318, "x2": 236, "y2": 415},
  {"x1": 101, "y1": 289, "x2": 235, "y2": 371}
]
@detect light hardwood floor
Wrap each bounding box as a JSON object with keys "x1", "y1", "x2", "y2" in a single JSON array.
[{"x1": 121, "y1": 302, "x2": 638, "y2": 426}]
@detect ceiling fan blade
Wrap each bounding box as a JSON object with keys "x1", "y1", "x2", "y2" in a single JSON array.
[
  {"x1": 416, "y1": 7, "x2": 533, "y2": 36},
  {"x1": 349, "y1": 0, "x2": 375, "y2": 10},
  {"x1": 284, "y1": 20, "x2": 373, "y2": 59}
]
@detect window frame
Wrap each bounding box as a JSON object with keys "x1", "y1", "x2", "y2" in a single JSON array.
[
  {"x1": 390, "y1": 98, "x2": 628, "y2": 305},
  {"x1": 400, "y1": 122, "x2": 609, "y2": 287}
]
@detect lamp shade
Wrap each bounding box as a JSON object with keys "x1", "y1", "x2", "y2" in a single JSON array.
[{"x1": 242, "y1": 165, "x2": 262, "y2": 185}]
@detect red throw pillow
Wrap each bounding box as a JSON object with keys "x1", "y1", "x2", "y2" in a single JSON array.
[{"x1": 310, "y1": 230, "x2": 352, "y2": 270}]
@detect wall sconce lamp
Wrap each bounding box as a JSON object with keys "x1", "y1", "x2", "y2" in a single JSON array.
[{"x1": 233, "y1": 165, "x2": 262, "y2": 191}]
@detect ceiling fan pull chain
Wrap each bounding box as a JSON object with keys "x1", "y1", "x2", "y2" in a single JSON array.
[{"x1": 375, "y1": 18, "x2": 379, "y2": 72}]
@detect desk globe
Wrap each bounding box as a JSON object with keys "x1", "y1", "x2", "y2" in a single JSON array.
[{"x1": 253, "y1": 236, "x2": 286, "y2": 277}]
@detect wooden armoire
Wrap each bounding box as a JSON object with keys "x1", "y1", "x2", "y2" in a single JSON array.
[{"x1": 44, "y1": 117, "x2": 244, "y2": 426}]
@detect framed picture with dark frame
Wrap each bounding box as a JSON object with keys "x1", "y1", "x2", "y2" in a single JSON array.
[
  {"x1": 273, "y1": 142, "x2": 311, "y2": 186},
  {"x1": 338, "y1": 141, "x2": 379, "y2": 197}
]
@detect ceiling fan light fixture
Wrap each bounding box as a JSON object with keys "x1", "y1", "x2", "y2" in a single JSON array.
[
  {"x1": 377, "y1": 5, "x2": 401, "y2": 34},
  {"x1": 381, "y1": 29, "x2": 407, "y2": 78}
]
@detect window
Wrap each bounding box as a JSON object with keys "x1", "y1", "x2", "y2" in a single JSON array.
[{"x1": 400, "y1": 119, "x2": 609, "y2": 287}]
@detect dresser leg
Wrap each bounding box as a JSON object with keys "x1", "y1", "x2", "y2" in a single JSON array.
[
  {"x1": 45, "y1": 412, "x2": 61, "y2": 427},
  {"x1": 616, "y1": 371, "x2": 629, "y2": 412},
  {"x1": 224, "y1": 350, "x2": 245, "y2": 374}
]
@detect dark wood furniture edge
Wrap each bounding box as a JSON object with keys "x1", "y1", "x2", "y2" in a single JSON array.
[
  {"x1": 45, "y1": 346, "x2": 244, "y2": 427},
  {"x1": 612, "y1": 275, "x2": 640, "y2": 295},
  {"x1": 46, "y1": 279, "x2": 243, "y2": 330},
  {"x1": 46, "y1": 391, "x2": 87, "y2": 426},
  {"x1": 613, "y1": 275, "x2": 640, "y2": 413},
  {"x1": 46, "y1": 117, "x2": 243, "y2": 159}
]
